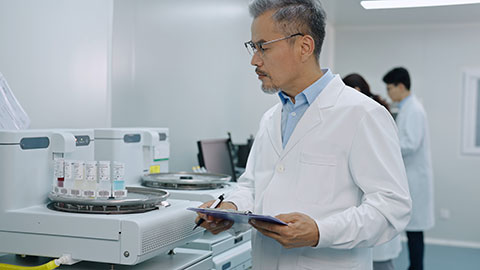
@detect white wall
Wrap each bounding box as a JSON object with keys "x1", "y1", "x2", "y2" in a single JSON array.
[
  {"x1": 111, "y1": 0, "x2": 334, "y2": 171},
  {"x1": 334, "y1": 23, "x2": 480, "y2": 245},
  {"x1": 0, "y1": 0, "x2": 113, "y2": 128},
  {"x1": 321, "y1": 24, "x2": 336, "y2": 71}
]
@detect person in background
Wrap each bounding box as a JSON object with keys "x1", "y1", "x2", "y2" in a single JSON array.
[
  {"x1": 343, "y1": 73, "x2": 390, "y2": 112},
  {"x1": 383, "y1": 67, "x2": 435, "y2": 270},
  {"x1": 344, "y1": 73, "x2": 402, "y2": 270},
  {"x1": 194, "y1": 0, "x2": 412, "y2": 269}
]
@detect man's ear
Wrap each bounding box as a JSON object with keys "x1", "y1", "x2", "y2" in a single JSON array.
[
  {"x1": 299, "y1": 35, "x2": 315, "y2": 62},
  {"x1": 398, "y1": 83, "x2": 407, "y2": 91}
]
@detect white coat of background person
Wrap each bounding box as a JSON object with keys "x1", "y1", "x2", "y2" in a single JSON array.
[
  {"x1": 383, "y1": 67, "x2": 434, "y2": 270},
  {"x1": 195, "y1": 1, "x2": 412, "y2": 269},
  {"x1": 395, "y1": 95, "x2": 434, "y2": 231}
]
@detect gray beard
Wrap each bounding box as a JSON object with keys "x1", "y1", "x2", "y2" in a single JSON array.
[{"x1": 261, "y1": 85, "x2": 281, "y2": 95}]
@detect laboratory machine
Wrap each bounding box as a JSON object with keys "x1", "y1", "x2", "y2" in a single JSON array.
[
  {"x1": 0, "y1": 129, "x2": 208, "y2": 268},
  {"x1": 94, "y1": 128, "x2": 252, "y2": 270}
]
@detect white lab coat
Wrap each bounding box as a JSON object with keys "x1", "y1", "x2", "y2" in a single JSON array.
[
  {"x1": 396, "y1": 94, "x2": 434, "y2": 231},
  {"x1": 372, "y1": 235, "x2": 402, "y2": 262},
  {"x1": 228, "y1": 75, "x2": 411, "y2": 270}
]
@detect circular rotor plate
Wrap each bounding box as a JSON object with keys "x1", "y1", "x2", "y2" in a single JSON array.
[
  {"x1": 47, "y1": 187, "x2": 169, "y2": 214},
  {"x1": 142, "y1": 172, "x2": 231, "y2": 190}
]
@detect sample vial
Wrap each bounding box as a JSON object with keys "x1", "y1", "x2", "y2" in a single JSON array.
[
  {"x1": 63, "y1": 160, "x2": 74, "y2": 195},
  {"x1": 83, "y1": 161, "x2": 97, "y2": 198},
  {"x1": 112, "y1": 161, "x2": 127, "y2": 198},
  {"x1": 53, "y1": 158, "x2": 65, "y2": 194},
  {"x1": 71, "y1": 160, "x2": 85, "y2": 197},
  {"x1": 97, "y1": 161, "x2": 111, "y2": 198}
]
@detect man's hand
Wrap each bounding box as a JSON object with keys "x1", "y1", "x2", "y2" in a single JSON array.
[
  {"x1": 195, "y1": 200, "x2": 237, "y2": 235},
  {"x1": 249, "y1": 212, "x2": 319, "y2": 249}
]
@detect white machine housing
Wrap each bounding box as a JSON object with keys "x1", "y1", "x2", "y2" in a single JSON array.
[
  {"x1": 0, "y1": 248, "x2": 213, "y2": 270},
  {"x1": 94, "y1": 128, "x2": 169, "y2": 186},
  {"x1": 0, "y1": 129, "x2": 203, "y2": 265}
]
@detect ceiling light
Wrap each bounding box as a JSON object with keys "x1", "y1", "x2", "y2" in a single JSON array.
[{"x1": 361, "y1": 0, "x2": 480, "y2": 9}]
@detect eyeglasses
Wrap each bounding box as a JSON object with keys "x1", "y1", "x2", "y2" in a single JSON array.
[{"x1": 244, "y1": 33, "x2": 304, "y2": 56}]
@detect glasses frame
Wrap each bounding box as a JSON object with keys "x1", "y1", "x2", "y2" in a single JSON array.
[{"x1": 244, "y1": 32, "x2": 304, "y2": 56}]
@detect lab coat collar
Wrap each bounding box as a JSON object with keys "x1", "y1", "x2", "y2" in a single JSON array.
[
  {"x1": 310, "y1": 74, "x2": 344, "y2": 109},
  {"x1": 266, "y1": 103, "x2": 283, "y2": 157},
  {"x1": 266, "y1": 75, "x2": 345, "y2": 159}
]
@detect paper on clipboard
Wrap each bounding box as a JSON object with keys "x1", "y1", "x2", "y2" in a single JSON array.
[
  {"x1": 0, "y1": 72, "x2": 30, "y2": 129},
  {"x1": 187, "y1": 207, "x2": 288, "y2": 225}
]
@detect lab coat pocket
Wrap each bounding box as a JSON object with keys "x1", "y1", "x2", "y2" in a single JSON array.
[{"x1": 296, "y1": 153, "x2": 337, "y2": 204}]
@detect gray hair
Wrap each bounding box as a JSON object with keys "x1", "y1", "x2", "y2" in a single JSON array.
[{"x1": 249, "y1": 0, "x2": 326, "y2": 61}]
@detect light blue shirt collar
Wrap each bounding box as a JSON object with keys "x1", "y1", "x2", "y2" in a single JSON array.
[
  {"x1": 398, "y1": 93, "x2": 412, "y2": 109},
  {"x1": 278, "y1": 69, "x2": 334, "y2": 105}
]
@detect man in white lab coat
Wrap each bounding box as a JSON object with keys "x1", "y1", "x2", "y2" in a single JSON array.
[
  {"x1": 383, "y1": 67, "x2": 435, "y2": 270},
  {"x1": 195, "y1": 1, "x2": 412, "y2": 269}
]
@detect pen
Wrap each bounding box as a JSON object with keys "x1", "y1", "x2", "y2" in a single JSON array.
[{"x1": 193, "y1": 193, "x2": 225, "y2": 230}]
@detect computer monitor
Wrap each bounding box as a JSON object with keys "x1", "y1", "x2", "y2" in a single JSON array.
[{"x1": 197, "y1": 138, "x2": 236, "y2": 181}]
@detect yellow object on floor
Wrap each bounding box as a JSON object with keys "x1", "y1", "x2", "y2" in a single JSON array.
[{"x1": 0, "y1": 259, "x2": 59, "y2": 270}]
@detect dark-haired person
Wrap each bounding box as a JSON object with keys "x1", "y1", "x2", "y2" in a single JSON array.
[
  {"x1": 383, "y1": 67, "x2": 434, "y2": 270},
  {"x1": 343, "y1": 73, "x2": 390, "y2": 112},
  {"x1": 344, "y1": 73, "x2": 402, "y2": 270},
  {"x1": 194, "y1": 1, "x2": 412, "y2": 269}
]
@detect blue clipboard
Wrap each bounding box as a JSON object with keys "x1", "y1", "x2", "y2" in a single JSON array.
[{"x1": 187, "y1": 207, "x2": 288, "y2": 225}]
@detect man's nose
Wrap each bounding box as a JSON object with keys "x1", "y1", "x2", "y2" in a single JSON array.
[{"x1": 250, "y1": 51, "x2": 263, "y2": 66}]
